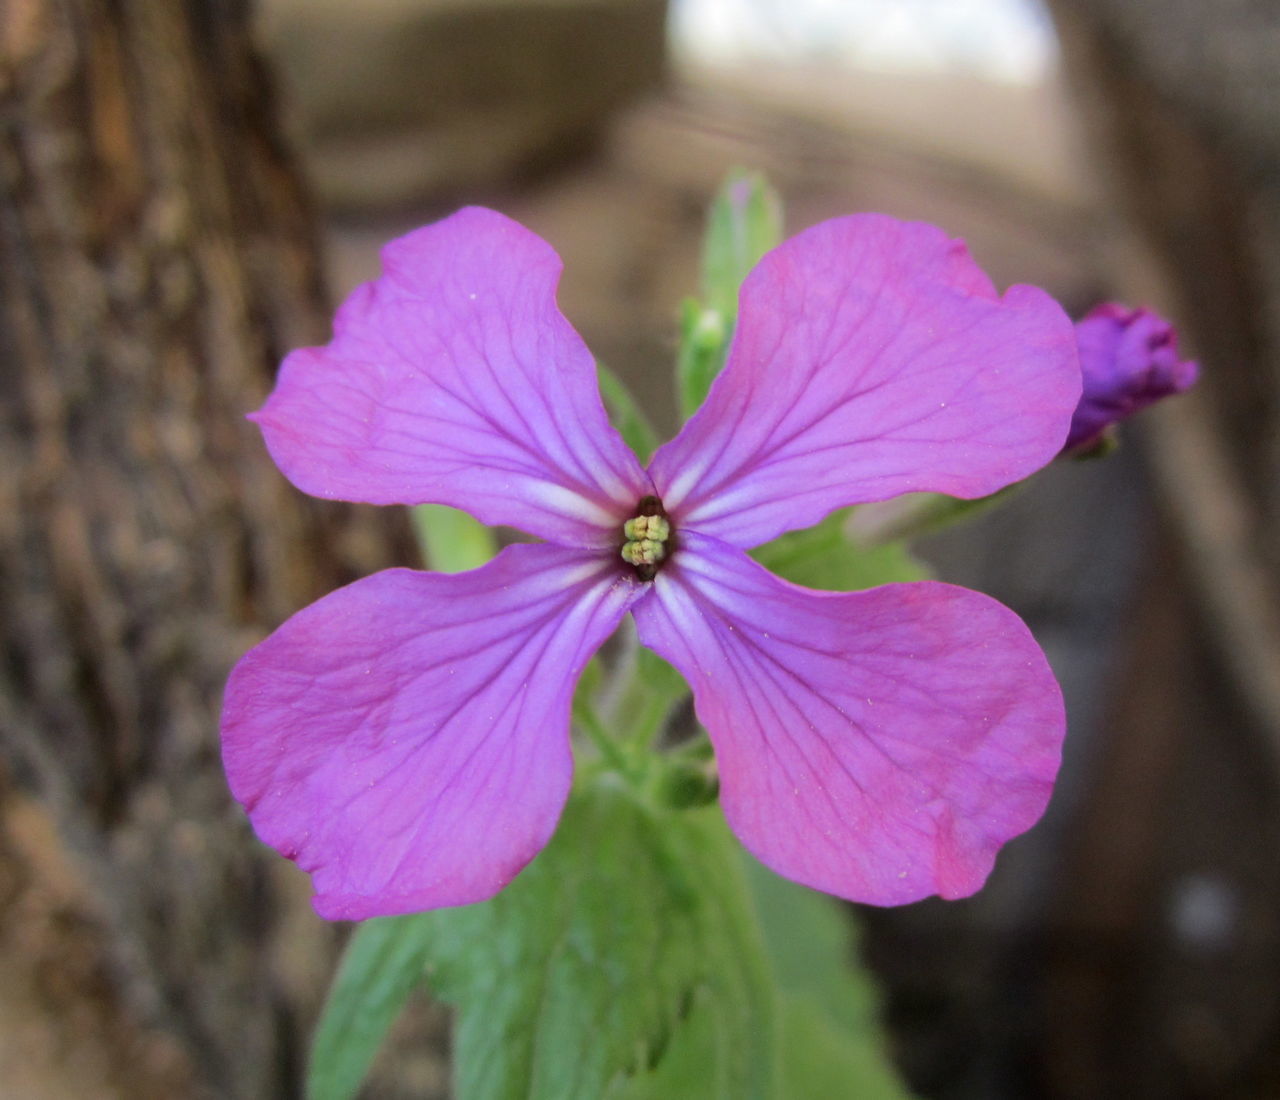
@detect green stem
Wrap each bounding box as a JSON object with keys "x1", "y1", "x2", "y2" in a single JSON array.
[
  {"x1": 573, "y1": 692, "x2": 637, "y2": 780},
  {"x1": 855, "y1": 484, "x2": 1022, "y2": 546},
  {"x1": 623, "y1": 689, "x2": 680, "y2": 754}
]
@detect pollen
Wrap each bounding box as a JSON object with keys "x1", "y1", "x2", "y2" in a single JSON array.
[{"x1": 620, "y1": 496, "x2": 672, "y2": 580}]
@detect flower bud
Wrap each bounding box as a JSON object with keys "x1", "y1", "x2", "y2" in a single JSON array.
[{"x1": 1065, "y1": 303, "x2": 1198, "y2": 453}]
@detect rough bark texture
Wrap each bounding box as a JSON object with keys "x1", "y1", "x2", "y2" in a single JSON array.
[{"x1": 0, "y1": 3, "x2": 405, "y2": 1095}]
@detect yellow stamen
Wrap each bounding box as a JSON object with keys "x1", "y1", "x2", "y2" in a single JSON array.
[{"x1": 620, "y1": 506, "x2": 672, "y2": 578}]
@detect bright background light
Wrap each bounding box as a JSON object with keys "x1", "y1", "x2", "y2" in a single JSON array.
[{"x1": 670, "y1": 0, "x2": 1057, "y2": 84}]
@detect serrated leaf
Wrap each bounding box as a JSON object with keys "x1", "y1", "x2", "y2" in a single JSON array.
[
  {"x1": 424, "y1": 779, "x2": 776, "y2": 1099},
  {"x1": 411, "y1": 503, "x2": 497, "y2": 573},
  {"x1": 745, "y1": 858, "x2": 916, "y2": 1100},
  {"x1": 597, "y1": 362, "x2": 659, "y2": 464},
  {"x1": 607, "y1": 985, "x2": 739, "y2": 1099},
  {"x1": 307, "y1": 913, "x2": 436, "y2": 1100},
  {"x1": 751, "y1": 509, "x2": 929, "y2": 591}
]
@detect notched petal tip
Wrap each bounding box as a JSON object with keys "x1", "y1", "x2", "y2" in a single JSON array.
[
  {"x1": 649, "y1": 211, "x2": 1080, "y2": 548},
  {"x1": 250, "y1": 206, "x2": 649, "y2": 545},
  {"x1": 634, "y1": 534, "x2": 1064, "y2": 906},
  {"x1": 220, "y1": 546, "x2": 643, "y2": 918}
]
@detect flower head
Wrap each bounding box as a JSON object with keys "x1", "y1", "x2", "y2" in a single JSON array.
[
  {"x1": 222, "y1": 208, "x2": 1081, "y2": 919},
  {"x1": 1066, "y1": 302, "x2": 1198, "y2": 452}
]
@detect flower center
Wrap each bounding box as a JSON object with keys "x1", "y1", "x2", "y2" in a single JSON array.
[{"x1": 620, "y1": 495, "x2": 672, "y2": 581}]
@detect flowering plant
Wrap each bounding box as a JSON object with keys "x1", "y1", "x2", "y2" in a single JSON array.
[{"x1": 221, "y1": 175, "x2": 1194, "y2": 1098}]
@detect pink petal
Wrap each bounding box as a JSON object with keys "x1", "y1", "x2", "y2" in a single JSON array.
[
  {"x1": 253, "y1": 207, "x2": 651, "y2": 547},
  {"x1": 648, "y1": 214, "x2": 1080, "y2": 548},
  {"x1": 633, "y1": 533, "x2": 1064, "y2": 905},
  {"x1": 221, "y1": 545, "x2": 644, "y2": 919}
]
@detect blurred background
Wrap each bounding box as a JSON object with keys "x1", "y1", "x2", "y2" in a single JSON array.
[{"x1": 3, "y1": 0, "x2": 1279, "y2": 1096}]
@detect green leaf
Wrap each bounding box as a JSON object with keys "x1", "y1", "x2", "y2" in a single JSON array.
[
  {"x1": 597, "y1": 362, "x2": 660, "y2": 464},
  {"x1": 676, "y1": 298, "x2": 731, "y2": 422},
  {"x1": 779, "y1": 996, "x2": 915, "y2": 1100},
  {"x1": 428, "y1": 779, "x2": 775, "y2": 1099},
  {"x1": 745, "y1": 859, "x2": 916, "y2": 1100},
  {"x1": 745, "y1": 857, "x2": 876, "y2": 1028},
  {"x1": 307, "y1": 781, "x2": 775, "y2": 1100},
  {"x1": 677, "y1": 170, "x2": 783, "y2": 420},
  {"x1": 608, "y1": 985, "x2": 741, "y2": 1099},
  {"x1": 307, "y1": 913, "x2": 436, "y2": 1100},
  {"x1": 411, "y1": 503, "x2": 497, "y2": 573},
  {"x1": 702, "y1": 169, "x2": 783, "y2": 320},
  {"x1": 750, "y1": 509, "x2": 929, "y2": 591}
]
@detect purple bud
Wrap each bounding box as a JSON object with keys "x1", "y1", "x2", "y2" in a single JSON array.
[{"x1": 1065, "y1": 303, "x2": 1199, "y2": 453}]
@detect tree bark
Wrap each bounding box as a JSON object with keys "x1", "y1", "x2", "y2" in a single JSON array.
[
  {"x1": 1047, "y1": 0, "x2": 1280, "y2": 745},
  {"x1": 0, "y1": 3, "x2": 404, "y2": 1095},
  {"x1": 1043, "y1": 3, "x2": 1280, "y2": 1096}
]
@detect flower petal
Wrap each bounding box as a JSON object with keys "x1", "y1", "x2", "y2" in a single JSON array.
[
  {"x1": 648, "y1": 214, "x2": 1080, "y2": 548},
  {"x1": 253, "y1": 207, "x2": 651, "y2": 546},
  {"x1": 633, "y1": 533, "x2": 1063, "y2": 905},
  {"x1": 221, "y1": 544, "x2": 644, "y2": 919}
]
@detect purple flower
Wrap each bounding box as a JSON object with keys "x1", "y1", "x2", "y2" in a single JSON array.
[
  {"x1": 222, "y1": 208, "x2": 1081, "y2": 920},
  {"x1": 1066, "y1": 302, "x2": 1199, "y2": 451}
]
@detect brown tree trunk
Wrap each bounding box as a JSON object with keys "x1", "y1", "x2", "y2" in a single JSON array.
[
  {"x1": 1046, "y1": 0, "x2": 1280, "y2": 747},
  {"x1": 1043, "y1": 3, "x2": 1280, "y2": 1097},
  {"x1": 0, "y1": 3, "x2": 404, "y2": 1095}
]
